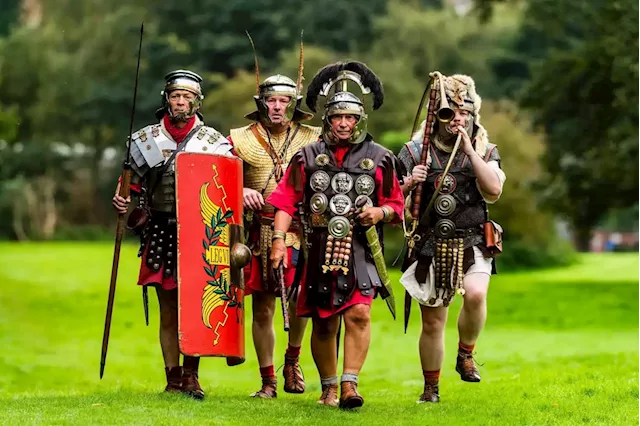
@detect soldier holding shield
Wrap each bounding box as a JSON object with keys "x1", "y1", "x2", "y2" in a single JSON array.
[{"x1": 112, "y1": 70, "x2": 234, "y2": 400}]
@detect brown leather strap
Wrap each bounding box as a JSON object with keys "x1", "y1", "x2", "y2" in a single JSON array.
[{"x1": 250, "y1": 123, "x2": 281, "y2": 166}]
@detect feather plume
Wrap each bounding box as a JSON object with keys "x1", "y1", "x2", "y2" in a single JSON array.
[
  {"x1": 305, "y1": 61, "x2": 384, "y2": 112},
  {"x1": 296, "y1": 30, "x2": 304, "y2": 94},
  {"x1": 342, "y1": 61, "x2": 384, "y2": 110},
  {"x1": 245, "y1": 31, "x2": 260, "y2": 96},
  {"x1": 305, "y1": 63, "x2": 344, "y2": 112}
]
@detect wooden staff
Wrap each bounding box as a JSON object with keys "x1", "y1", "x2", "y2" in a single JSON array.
[
  {"x1": 100, "y1": 22, "x2": 144, "y2": 379},
  {"x1": 277, "y1": 263, "x2": 290, "y2": 332}
]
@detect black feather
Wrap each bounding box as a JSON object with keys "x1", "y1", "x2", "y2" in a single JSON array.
[
  {"x1": 305, "y1": 63, "x2": 344, "y2": 112},
  {"x1": 305, "y1": 61, "x2": 384, "y2": 111},
  {"x1": 342, "y1": 61, "x2": 384, "y2": 110}
]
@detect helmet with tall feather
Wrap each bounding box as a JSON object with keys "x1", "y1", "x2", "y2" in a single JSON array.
[
  {"x1": 244, "y1": 31, "x2": 313, "y2": 126},
  {"x1": 305, "y1": 61, "x2": 384, "y2": 145}
]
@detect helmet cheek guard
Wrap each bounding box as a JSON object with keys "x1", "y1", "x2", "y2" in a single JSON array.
[{"x1": 157, "y1": 70, "x2": 204, "y2": 120}]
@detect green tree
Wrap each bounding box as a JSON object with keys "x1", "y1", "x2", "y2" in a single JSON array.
[
  {"x1": 0, "y1": 0, "x2": 19, "y2": 36},
  {"x1": 521, "y1": 0, "x2": 639, "y2": 250},
  {"x1": 151, "y1": 0, "x2": 386, "y2": 78}
]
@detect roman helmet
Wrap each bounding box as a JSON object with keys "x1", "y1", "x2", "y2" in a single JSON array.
[
  {"x1": 305, "y1": 61, "x2": 384, "y2": 145},
  {"x1": 244, "y1": 32, "x2": 313, "y2": 126},
  {"x1": 155, "y1": 69, "x2": 205, "y2": 120}
]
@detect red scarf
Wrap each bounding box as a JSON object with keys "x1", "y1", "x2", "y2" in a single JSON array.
[
  {"x1": 163, "y1": 114, "x2": 197, "y2": 143},
  {"x1": 331, "y1": 145, "x2": 350, "y2": 167}
]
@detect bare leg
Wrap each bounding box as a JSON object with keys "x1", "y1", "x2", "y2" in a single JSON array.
[
  {"x1": 419, "y1": 304, "x2": 449, "y2": 371},
  {"x1": 252, "y1": 292, "x2": 276, "y2": 368},
  {"x1": 287, "y1": 296, "x2": 309, "y2": 347},
  {"x1": 457, "y1": 273, "x2": 490, "y2": 346},
  {"x1": 417, "y1": 304, "x2": 448, "y2": 402},
  {"x1": 155, "y1": 286, "x2": 180, "y2": 368},
  {"x1": 338, "y1": 304, "x2": 371, "y2": 409},
  {"x1": 342, "y1": 304, "x2": 371, "y2": 375},
  {"x1": 310, "y1": 315, "x2": 340, "y2": 379}
]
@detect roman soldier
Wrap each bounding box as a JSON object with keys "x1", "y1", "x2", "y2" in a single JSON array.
[
  {"x1": 228, "y1": 36, "x2": 321, "y2": 398},
  {"x1": 112, "y1": 70, "x2": 234, "y2": 400},
  {"x1": 266, "y1": 61, "x2": 405, "y2": 409},
  {"x1": 397, "y1": 73, "x2": 506, "y2": 403}
]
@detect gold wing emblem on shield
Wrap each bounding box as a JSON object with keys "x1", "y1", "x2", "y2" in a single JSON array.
[{"x1": 199, "y1": 170, "x2": 242, "y2": 345}]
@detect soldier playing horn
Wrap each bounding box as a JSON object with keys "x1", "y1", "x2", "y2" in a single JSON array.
[
  {"x1": 267, "y1": 61, "x2": 404, "y2": 409},
  {"x1": 397, "y1": 73, "x2": 506, "y2": 403},
  {"x1": 227, "y1": 34, "x2": 321, "y2": 399},
  {"x1": 112, "y1": 70, "x2": 234, "y2": 400}
]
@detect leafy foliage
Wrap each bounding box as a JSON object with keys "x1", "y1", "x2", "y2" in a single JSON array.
[{"x1": 202, "y1": 207, "x2": 241, "y2": 309}]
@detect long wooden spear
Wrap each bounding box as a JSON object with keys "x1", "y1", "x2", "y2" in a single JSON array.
[{"x1": 100, "y1": 22, "x2": 144, "y2": 379}]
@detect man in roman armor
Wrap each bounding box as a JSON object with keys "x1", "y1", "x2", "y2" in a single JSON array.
[
  {"x1": 227, "y1": 36, "x2": 321, "y2": 398},
  {"x1": 266, "y1": 61, "x2": 405, "y2": 409},
  {"x1": 112, "y1": 70, "x2": 234, "y2": 400},
  {"x1": 397, "y1": 73, "x2": 506, "y2": 403}
]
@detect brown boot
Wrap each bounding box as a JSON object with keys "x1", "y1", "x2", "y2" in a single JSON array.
[
  {"x1": 418, "y1": 382, "x2": 440, "y2": 403},
  {"x1": 182, "y1": 356, "x2": 205, "y2": 400},
  {"x1": 251, "y1": 377, "x2": 277, "y2": 399},
  {"x1": 164, "y1": 366, "x2": 182, "y2": 394},
  {"x1": 317, "y1": 383, "x2": 339, "y2": 407},
  {"x1": 339, "y1": 381, "x2": 364, "y2": 409},
  {"x1": 283, "y1": 354, "x2": 305, "y2": 394},
  {"x1": 456, "y1": 351, "x2": 481, "y2": 382}
]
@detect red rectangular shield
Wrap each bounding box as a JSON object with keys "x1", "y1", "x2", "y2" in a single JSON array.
[{"x1": 175, "y1": 152, "x2": 245, "y2": 359}]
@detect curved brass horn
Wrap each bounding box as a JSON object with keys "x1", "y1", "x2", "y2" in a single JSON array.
[{"x1": 436, "y1": 74, "x2": 455, "y2": 123}]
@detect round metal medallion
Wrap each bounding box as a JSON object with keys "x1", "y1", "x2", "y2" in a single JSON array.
[
  {"x1": 310, "y1": 193, "x2": 328, "y2": 214},
  {"x1": 331, "y1": 172, "x2": 354, "y2": 194},
  {"x1": 434, "y1": 173, "x2": 457, "y2": 194},
  {"x1": 329, "y1": 194, "x2": 352, "y2": 216},
  {"x1": 360, "y1": 158, "x2": 374, "y2": 170},
  {"x1": 315, "y1": 153, "x2": 330, "y2": 167},
  {"x1": 355, "y1": 195, "x2": 373, "y2": 210},
  {"x1": 434, "y1": 219, "x2": 456, "y2": 238},
  {"x1": 310, "y1": 170, "x2": 331, "y2": 192},
  {"x1": 355, "y1": 174, "x2": 375, "y2": 196},
  {"x1": 434, "y1": 194, "x2": 456, "y2": 216},
  {"x1": 328, "y1": 216, "x2": 351, "y2": 239}
]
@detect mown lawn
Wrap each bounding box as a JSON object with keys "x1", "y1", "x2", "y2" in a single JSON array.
[{"x1": 0, "y1": 243, "x2": 637, "y2": 425}]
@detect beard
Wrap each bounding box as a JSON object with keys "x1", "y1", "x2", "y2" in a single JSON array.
[
  {"x1": 438, "y1": 118, "x2": 473, "y2": 143},
  {"x1": 170, "y1": 110, "x2": 192, "y2": 122}
]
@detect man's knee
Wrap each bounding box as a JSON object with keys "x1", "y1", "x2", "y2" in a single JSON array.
[
  {"x1": 252, "y1": 294, "x2": 275, "y2": 325},
  {"x1": 420, "y1": 308, "x2": 446, "y2": 336},
  {"x1": 462, "y1": 277, "x2": 488, "y2": 309},
  {"x1": 344, "y1": 304, "x2": 371, "y2": 331},
  {"x1": 312, "y1": 318, "x2": 339, "y2": 340}
]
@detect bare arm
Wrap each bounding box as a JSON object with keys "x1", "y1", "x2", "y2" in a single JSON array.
[
  {"x1": 467, "y1": 152, "x2": 502, "y2": 200},
  {"x1": 270, "y1": 209, "x2": 293, "y2": 269}
]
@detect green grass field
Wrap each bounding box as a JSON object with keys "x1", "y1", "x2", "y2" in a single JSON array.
[{"x1": 0, "y1": 243, "x2": 638, "y2": 425}]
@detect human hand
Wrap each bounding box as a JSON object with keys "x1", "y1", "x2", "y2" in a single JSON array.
[{"x1": 243, "y1": 188, "x2": 265, "y2": 211}]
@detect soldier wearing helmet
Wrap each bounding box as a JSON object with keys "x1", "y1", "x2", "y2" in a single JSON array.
[
  {"x1": 112, "y1": 70, "x2": 233, "y2": 400},
  {"x1": 227, "y1": 39, "x2": 321, "y2": 399}
]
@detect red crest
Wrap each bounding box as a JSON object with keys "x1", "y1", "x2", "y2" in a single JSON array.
[{"x1": 175, "y1": 152, "x2": 245, "y2": 359}]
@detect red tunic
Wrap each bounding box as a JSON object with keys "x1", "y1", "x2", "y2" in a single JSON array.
[
  {"x1": 266, "y1": 145, "x2": 405, "y2": 318},
  {"x1": 227, "y1": 135, "x2": 299, "y2": 296}
]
